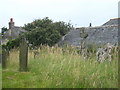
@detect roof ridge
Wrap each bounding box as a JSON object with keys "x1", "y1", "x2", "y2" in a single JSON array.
[{"x1": 110, "y1": 18, "x2": 120, "y2": 20}]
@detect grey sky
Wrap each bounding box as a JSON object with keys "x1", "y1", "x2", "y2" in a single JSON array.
[{"x1": 0, "y1": 0, "x2": 119, "y2": 29}]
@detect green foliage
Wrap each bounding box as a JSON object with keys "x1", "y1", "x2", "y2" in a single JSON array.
[
  {"x1": 25, "y1": 28, "x2": 61, "y2": 46},
  {"x1": 1, "y1": 27, "x2": 8, "y2": 35},
  {"x1": 23, "y1": 17, "x2": 71, "y2": 46},
  {"x1": 23, "y1": 17, "x2": 53, "y2": 31},
  {"x1": 53, "y1": 21, "x2": 71, "y2": 36},
  {"x1": 4, "y1": 38, "x2": 21, "y2": 50}
]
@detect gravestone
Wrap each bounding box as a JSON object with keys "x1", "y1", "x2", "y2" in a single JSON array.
[
  {"x1": 19, "y1": 37, "x2": 28, "y2": 72},
  {"x1": 0, "y1": 54, "x2": 1, "y2": 64},
  {"x1": 2, "y1": 48, "x2": 9, "y2": 68}
]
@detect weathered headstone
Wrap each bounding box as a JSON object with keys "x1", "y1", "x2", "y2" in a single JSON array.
[
  {"x1": 0, "y1": 54, "x2": 1, "y2": 64},
  {"x1": 96, "y1": 43, "x2": 113, "y2": 63},
  {"x1": 2, "y1": 48, "x2": 8, "y2": 68},
  {"x1": 33, "y1": 50, "x2": 39, "y2": 59},
  {"x1": 19, "y1": 37, "x2": 28, "y2": 72}
]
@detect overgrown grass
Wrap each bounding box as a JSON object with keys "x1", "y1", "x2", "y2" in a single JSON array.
[
  {"x1": 0, "y1": 64, "x2": 2, "y2": 89},
  {"x1": 0, "y1": 45, "x2": 2, "y2": 89},
  {"x1": 2, "y1": 45, "x2": 118, "y2": 88}
]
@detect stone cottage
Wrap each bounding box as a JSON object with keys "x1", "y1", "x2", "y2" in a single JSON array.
[{"x1": 2, "y1": 18, "x2": 26, "y2": 44}]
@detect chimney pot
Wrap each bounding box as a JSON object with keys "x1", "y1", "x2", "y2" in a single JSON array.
[
  {"x1": 10, "y1": 18, "x2": 13, "y2": 22},
  {"x1": 9, "y1": 18, "x2": 14, "y2": 29}
]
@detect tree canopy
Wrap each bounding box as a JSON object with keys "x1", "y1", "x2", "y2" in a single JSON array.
[{"x1": 23, "y1": 17, "x2": 72, "y2": 46}]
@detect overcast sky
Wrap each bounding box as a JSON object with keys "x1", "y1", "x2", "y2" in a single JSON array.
[{"x1": 0, "y1": 0, "x2": 119, "y2": 29}]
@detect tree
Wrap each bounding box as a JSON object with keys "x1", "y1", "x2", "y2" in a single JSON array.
[
  {"x1": 23, "y1": 17, "x2": 53, "y2": 31},
  {"x1": 23, "y1": 17, "x2": 72, "y2": 46},
  {"x1": 1, "y1": 27, "x2": 8, "y2": 35}
]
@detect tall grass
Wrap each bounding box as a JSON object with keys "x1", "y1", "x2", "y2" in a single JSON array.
[
  {"x1": 0, "y1": 45, "x2": 2, "y2": 89},
  {"x1": 0, "y1": 64, "x2": 2, "y2": 89},
  {"x1": 2, "y1": 45, "x2": 118, "y2": 88}
]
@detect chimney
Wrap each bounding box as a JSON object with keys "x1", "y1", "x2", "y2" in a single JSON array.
[
  {"x1": 89, "y1": 23, "x2": 92, "y2": 27},
  {"x1": 9, "y1": 18, "x2": 14, "y2": 29}
]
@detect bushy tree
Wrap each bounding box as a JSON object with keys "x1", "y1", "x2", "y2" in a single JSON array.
[
  {"x1": 5, "y1": 38, "x2": 21, "y2": 50},
  {"x1": 23, "y1": 17, "x2": 53, "y2": 31},
  {"x1": 23, "y1": 17, "x2": 72, "y2": 46}
]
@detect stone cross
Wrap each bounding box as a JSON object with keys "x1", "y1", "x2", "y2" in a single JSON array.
[{"x1": 80, "y1": 28, "x2": 88, "y2": 59}]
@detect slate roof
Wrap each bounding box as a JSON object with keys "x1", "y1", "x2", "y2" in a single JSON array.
[
  {"x1": 58, "y1": 18, "x2": 119, "y2": 46},
  {"x1": 102, "y1": 18, "x2": 120, "y2": 26},
  {"x1": 3, "y1": 26, "x2": 26, "y2": 40}
]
